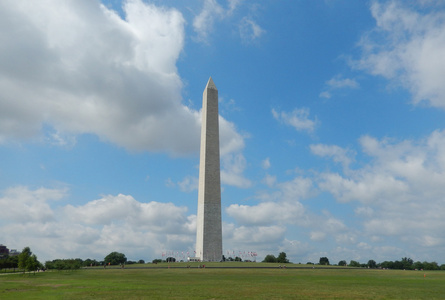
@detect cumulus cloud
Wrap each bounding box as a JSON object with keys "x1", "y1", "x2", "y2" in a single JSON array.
[
  {"x1": 262, "y1": 174, "x2": 276, "y2": 187},
  {"x1": 354, "y1": 1, "x2": 445, "y2": 108},
  {"x1": 0, "y1": 185, "x2": 300, "y2": 262},
  {"x1": 220, "y1": 153, "x2": 252, "y2": 188},
  {"x1": 328, "y1": 77, "x2": 359, "y2": 89},
  {"x1": 178, "y1": 176, "x2": 199, "y2": 192},
  {"x1": 317, "y1": 130, "x2": 445, "y2": 258},
  {"x1": 310, "y1": 144, "x2": 355, "y2": 169},
  {"x1": 65, "y1": 194, "x2": 191, "y2": 234},
  {"x1": 272, "y1": 108, "x2": 317, "y2": 133},
  {"x1": 0, "y1": 186, "x2": 66, "y2": 223},
  {"x1": 193, "y1": 0, "x2": 225, "y2": 42},
  {"x1": 261, "y1": 157, "x2": 271, "y2": 170},
  {"x1": 229, "y1": 130, "x2": 445, "y2": 262},
  {"x1": 239, "y1": 17, "x2": 265, "y2": 43},
  {"x1": 223, "y1": 223, "x2": 287, "y2": 250},
  {"x1": 226, "y1": 176, "x2": 314, "y2": 232},
  {"x1": 319, "y1": 75, "x2": 359, "y2": 99},
  {"x1": 310, "y1": 231, "x2": 326, "y2": 241},
  {"x1": 0, "y1": 0, "x2": 243, "y2": 157},
  {"x1": 232, "y1": 225, "x2": 286, "y2": 245},
  {"x1": 0, "y1": 187, "x2": 195, "y2": 261},
  {"x1": 219, "y1": 116, "x2": 245, "y2": 156},
  {"x1": 193, "y1": 0, "x2": 264, "y2": 43},
  {"x1": 224, "y1": 173, "x2": 362, "y2": 262},
  {"x1": 7, "y1": 128, "x2": 445, "y2": 263},
  {"x1": 226, "y1": 201, "x2": 305, "y2": 226}
]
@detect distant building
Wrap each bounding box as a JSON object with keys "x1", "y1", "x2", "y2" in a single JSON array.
[
  {"x1": 0, "y1": 244, "x2": 9, "y2": 259},
  {"x1": 9, "y1": 249, "x2": 20, "y2": 256}
]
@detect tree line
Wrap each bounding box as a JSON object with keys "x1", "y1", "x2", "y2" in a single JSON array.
[
  {"x1": 45, "y1": 251, "x2": 145, "y2": 270},
  {"x1": 4, "y1": 248, "x2": 444, "y2": 272},
  {"x1": 261, "y1": 254, "x2": 445, "y2": 270},
  {"x1": 310, "y1": 256, "x2": 444, "y2": 270},
  {"x1": 262, "y1": 252, "x2": 289, "y2": 263},
  {"x1": 336, "y1": 257, "x2": 445, "y2": 270},
  {"x1": 0, "y1": 247, "x2": 43, "y2": 274},
  {"x1": 0, "y1": 248, "x2": 146, "y2": 272}
]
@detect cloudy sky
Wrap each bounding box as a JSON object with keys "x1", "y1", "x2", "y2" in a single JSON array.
[{"x1": 1, "y1": 0, "x2": 445, "y2": 264}]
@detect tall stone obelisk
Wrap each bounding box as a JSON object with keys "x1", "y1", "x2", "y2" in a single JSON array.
[{"x1": 195, "y1": 77, "x2": 223, "y2": 262}]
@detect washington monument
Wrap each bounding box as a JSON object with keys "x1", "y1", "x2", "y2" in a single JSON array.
[{"x1": 195, "y1": 77, "x2": 223, "y2": 262}]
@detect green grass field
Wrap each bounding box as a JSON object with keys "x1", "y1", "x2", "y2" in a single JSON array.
[{"x1": 1, "y1": 263, "x2": 444, "y2": 299}]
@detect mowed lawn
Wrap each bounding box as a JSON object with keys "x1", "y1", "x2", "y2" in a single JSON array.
[{"x1": 1, "y1": 264, "x2": 444, "y2": 299}]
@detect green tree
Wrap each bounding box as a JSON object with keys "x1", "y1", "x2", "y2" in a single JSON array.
[
  {"x1": 401, "y1": 257, "x2": 414, "y2": 270},
  {"x1": 138, "y1": 259, "x2": 145, "y2": 264},
  {"x1": 349, "y1": 260, "x2": 361, "y2": 267},
  {"x1": 83, "y1": 258, "x2": 98, "y2": 267},
  {"x1": 319, "y1": 257, "x2": 330, "y2": 265},
  {"x1": 413, "y1": 261, "x2": 424, "y2": 270},
  {"x1": 18, "y1": 247, "x2": 32, "y2": 272},
  {"x1": 277, "y1": 252, "x2": 289, "y2": 264},
  {"x1": 17, "y1": 247, "x2": 41, "y2": 274},
  {"x1": 104, "y1": 252, "x2": 127, "y2": 265},
  {"x1": 7, "y1": 255, "x2": 19, "y2": 270},
  {"x1": 338, "y1": 260, "x2": 347, "y2": 266},
  {"x1": 423, "y1": 261, "x2": 439, "y2": 270},
  {"x1": 26, "y1": 254, "x2": 39, "y2": 274},
  {"x1": 262, "y1": 254, "x2": 277, "y2": 263},
  {"x1": 367, "y1": 260, "x2": 377, "y2": 268}
]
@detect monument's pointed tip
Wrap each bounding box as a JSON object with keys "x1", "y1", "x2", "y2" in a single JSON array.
[{"x1": 206, "y1": 76, "x2": 217, "y2": 90}]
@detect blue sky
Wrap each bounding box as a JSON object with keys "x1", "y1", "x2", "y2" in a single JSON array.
[{"x1": 1, "y1": 0, "x2": 445, "y2": 264}]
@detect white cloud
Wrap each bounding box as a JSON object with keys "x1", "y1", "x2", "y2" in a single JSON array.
[
  {"x1": 278, "y1": 177, "x2": 315, "y2": 202},
  {"x1": 272, "y1": 108, "x2": 317, "y2": 133},
  {"x1": 262, "y1": 174, "x2": 276, "y2": 187},
  {"x1": 319, "y1": 91, "x2": 332, "y2": 99},
  {"x1": 178, "y1": 176, "x2": 199, "y2": 192},
  {"x1": 219, "y1": 116, "x2": 245, "y2": 156},
  {"x1": 226, "y1": 224, "x2": 287, "y2": 248},
  {"x1": 165, "y1": 178, "x2": 176, "y2": 188},
  {"x1": 355, "y1": 206, "x2": 374, "y2": 217},
  {"x1": 0, "y1": 186, "x2": 66, "y2": 223},
  {"x1": 310, "y1": 144, "x2": 355, "y2": 169},
  {"x1": 261, "y1": 157, "x2": 271, "y2": 170},
  {"x1": 326, "y1": 77, "x2": 359, "y2": 89},
  {"x1": 0, "y1": 0, "x2": 244, "y2": 156},
  {"x1": 0, "y1": 188, "x2": 195, "y2": 261},
  {"x1": 317, "y1": 130, "x2": 445, "y2": 257},
  {"x1": 193, "y1": 0, "x2": 264, "y2": 44},
  {"x1": 226, "y1": 201, "x2": 305, "y2": 226},
  {"x1": 65, "y1": 194, "x2": 191, "y2": 234},
  {"x1": 319, "y1": 75, "x2": 359, "y2": 99},
  {"x1": 239, "y1": 17, "x2": 265, "y2": 43},
  {"x1": 228, "y1": 0, "x2": 242, "y2": 13},
  {"x1": 193, "y1": 0, "x2": 225, "y2": 42},
  {"x1": 0, "y1": 184, "x2": 301, "y2": 261},
  {"x1": 310, "y1": 231, "x2": 326, "y2": 241},
  {"x1": 355, "y1": 1, "x2": 445, "y2": 108},
  {"x1": 220, "y1": 153, "x2": 252, "y2": 188},
  {"x1": 226, "y1": 176, "x2": 314, "y2": 229}
]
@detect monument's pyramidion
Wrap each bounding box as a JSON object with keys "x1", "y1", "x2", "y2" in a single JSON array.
[
  {"x1": 195, "y1": 77, "x2": 223, "y2": 262},
  {"x1": 206, "y1": 76, "x2": 217, "y2": 90}
]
